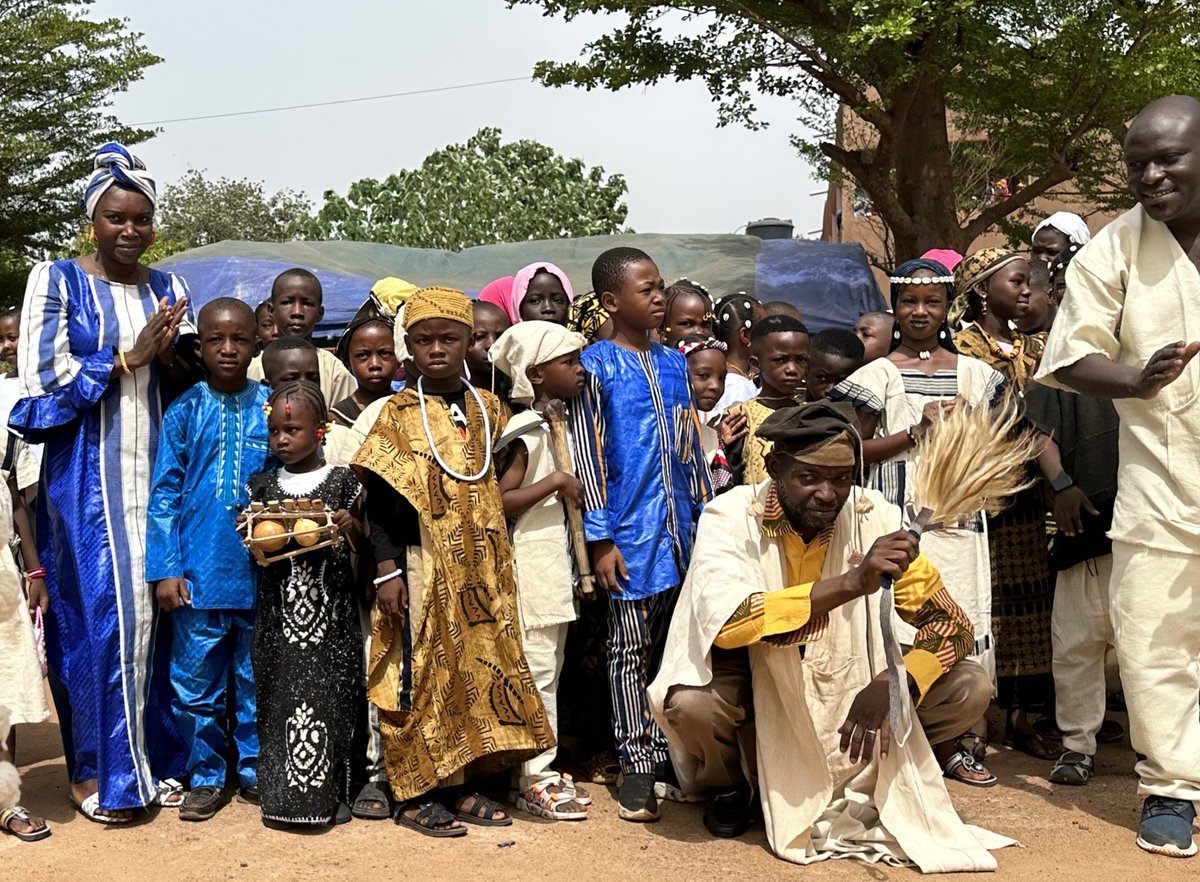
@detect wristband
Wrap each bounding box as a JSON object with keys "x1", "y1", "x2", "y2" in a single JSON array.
[
  {"x1": 25, "y1": 566, "x2": 46, "y2": 580},
  {"x1": 1050, "y1": 471, "x2": 1075, "y2": 493},
  {"x1": 373, "y1": 570, "x2": 402, "y2": 587},
  {"x1": 118, "y1": 349, "x2": 131, "y2": 375}
]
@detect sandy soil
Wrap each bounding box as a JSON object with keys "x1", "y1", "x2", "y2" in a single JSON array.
[{"x1": 4, "y1": 705, "x2": 1188, "y2": 882}]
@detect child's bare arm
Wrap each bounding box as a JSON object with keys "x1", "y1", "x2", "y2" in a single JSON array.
[
  {"x1": 8, "y1": 472, "x2": 47, "y2": 614},
  {"x1": 498, "y1": 439, "x2": 583, "y2": 518}
]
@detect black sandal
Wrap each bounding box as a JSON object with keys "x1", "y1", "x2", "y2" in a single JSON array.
[
  {"x1": 453, "y1": 792, "x2": 512, "y2": 827},
  {"x1": 351, "y1": 781, "x2": 392, "y2": 821},
  {"x1": 394, "y1": 801, "x2": 467, "y2": 838}
]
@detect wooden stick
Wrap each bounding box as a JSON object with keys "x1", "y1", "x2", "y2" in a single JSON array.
[{"x1": 543, "y1": 399, "x2": 596, "y2": 599}]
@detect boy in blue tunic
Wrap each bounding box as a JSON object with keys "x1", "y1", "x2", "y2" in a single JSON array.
[
  {"x1": 147, "y1": 298, "x2": 273, "y2": 821},
  {"x1": 571, "y1": 247, "x2": 712, "y2": 823}
]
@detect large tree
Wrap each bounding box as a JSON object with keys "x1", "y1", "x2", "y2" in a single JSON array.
[
  {"x1": 156, "y1": 170, "x2": 311, "y2": 249},
  {"x1": 297, "y1": 127, "x2": 629, "y2": 251},
  {"x1": 508, "y1": 1, "x2": 1200, "y2": 259},
  {"x1": 0, "y1": 0, "x2": 160, "y2": 255}
]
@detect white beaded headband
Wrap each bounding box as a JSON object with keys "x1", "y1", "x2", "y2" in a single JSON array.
[{"x1": 889, "y1": 275, "x2": 955, "y2": 285}]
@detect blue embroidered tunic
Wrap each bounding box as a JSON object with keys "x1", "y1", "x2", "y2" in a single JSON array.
[
  {"x1": 571, "y1": 340, "x2": 711, "y2": 600},
  {"x1": 146, "y1": 380, "x2": 273, "y2": 610}
]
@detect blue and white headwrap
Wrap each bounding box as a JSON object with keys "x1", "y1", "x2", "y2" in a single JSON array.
[{"x1": 81, "y1": 143, "x2": 157, "y2": 219}]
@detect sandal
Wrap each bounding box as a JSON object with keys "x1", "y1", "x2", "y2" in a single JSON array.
[
  {"x1": 516, "y1": 778, "x2": 589, "y2": 821},
  {"x1": 394, "y1": 800, "x2": 467, "y2": 838},
  {"x1": 942, "y1": 749, "x2": 998, "y2": 788},
  {"x1": 71, "y1": 792, "x2": 132, "y2": 825},
  {"x1": 351, "y1": 781, "x2": 392, "y2": 820},
  {"x1": 154, "y1": 778, "x2": 186, "y2": 809},
  {"x1": 1049, "y1": 750, "x2": 1094, "y2": 786},
  {"x1": 453, "y1": 792, "x2": 512, "y2": 827},
  {"x1": 1, "y1": 805, "x2": 52, "y2": 842},
  {"x1": 583, "y1": 750, "x2": 620, "y2": 785},
  {"x1": 561, "y1": 774, "x2": 591, "y2": 806},
  {"x1": 1004, "y1": 729, "x2": 1057, "y2": 760}
]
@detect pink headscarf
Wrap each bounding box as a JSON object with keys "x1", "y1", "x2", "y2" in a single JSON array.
[
  {"x1": 508, "y1": 262, "x2": 574, "y2": 323},
  {"x1": 478, "y1": 276, "x2": 515, "y2": 317},
  {"x1": 920, "y1": 248, "x2": 964, "y2": 272}
]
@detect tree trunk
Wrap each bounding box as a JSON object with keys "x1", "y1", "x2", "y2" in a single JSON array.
[{"x1": 887, "y1": 75, "x2": 967, "y2": 260}]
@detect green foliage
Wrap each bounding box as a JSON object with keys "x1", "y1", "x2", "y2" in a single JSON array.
[
  {"x1": 508, "y1": 0, "x2": 1200, "y2": 257},
  {"x1": 156, "y1": 169, "x2": 311, "y2": 248},
  {"x1": 0, "y1": 0, "x2": 160, "y2": 255},
  {"x1": 0, "y1": 249, "x2": 31, "y2": 310},
  {"x1": 296, "y1": 127, "x2": 630, "y2": 251}
]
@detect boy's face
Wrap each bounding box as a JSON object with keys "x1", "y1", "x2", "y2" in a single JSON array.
[
  {"x1": 752, "y1": 331, "x2": 808, "y2": 399},
  {"x1": 520, "y1": 272, "x2": 571, "y2": 325},
  {"x1": 805, "y1": 350, "x2": 860, "y2": 402},
  {"x1": 466, "y1": 306, "x2": 510, "y2": 378},
  {"x1": 198, "y1": 308, "x2": 256, "y2": 388},
  {"x1": 605, "y1": 259, "x2": 666, "y2": 332},
  {"x1": 271, "y1": 279, "x2": 323, "y2": 339},
  {"x1": 0, "y1": 315, "x2": 19, "y2": 365},
  {"x1": 854, "y1": 315, "x2": 892, "y2": 364},
  {"x1": 406, "y1": 318, "x2": 468, "y2": 382},
  {"x1": 347, "y1": 323, "x2": 398, "y2": 397},
  {"x1": 686, "y1": 348, "x2": 727, "y2": 413},
  {"x1": 256, "y1": 310, "x2": 278, "y2": 348},
  {"x1": 264, "y1": 349, "x2": 320, "y2": 388},
  {"x1": 532, "y1": 350, "x2": 586, "y2": 401}
]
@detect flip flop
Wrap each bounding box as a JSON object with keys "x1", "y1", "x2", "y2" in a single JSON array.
[
  {"x1": 71, "y1": 792, "x2": 132, "y2": 825},
  {"x1": 453, "y1": 792, "x2": 512, "y2": 827},
  {"x1": 394, "y1": 801, "x2": 467, "y2": 838},
  {"x1": 351, "y1": 781, "x2": 392, "y2": 820},
  {"x1": 1, "y1": 806, "x2": 52, "y2": 842}
]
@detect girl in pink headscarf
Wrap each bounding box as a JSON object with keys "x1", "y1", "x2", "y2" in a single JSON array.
[{"x1": 506, "y1": 263, "x2": 574, "y2": 325}]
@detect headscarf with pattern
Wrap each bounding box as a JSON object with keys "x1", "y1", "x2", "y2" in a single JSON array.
[
  {"x1": 81, "y1": 143, "x2": 157, "y2": 219},
  {"x1": 567, "y1": 290, "x2": 610, "y2": 343},
  {"x1": 949, "y1": 247, "x2": 1025, "y2": 326},
  {"x1": 402, "y1": 286, "x2": 473, "y2": 329}
]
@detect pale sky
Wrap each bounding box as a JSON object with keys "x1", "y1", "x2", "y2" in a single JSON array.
[{"x1": 92, "y1": 0, "x2": 826, "y2": 238}]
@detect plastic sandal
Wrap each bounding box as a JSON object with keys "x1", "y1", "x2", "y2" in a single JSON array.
[
  {"x1": 516, "y1": 780, "x2": 588, "y2": 821},
  {"x1": 71, "y1": 792, "x2": 132, "y2": 825},
  {"x1": 394, "y1": 801, "x2": 467, "y2": 838},
  {"x1": 453, "y1": 792, "x2": 512, "y2": 827},
  {"x1": 1, "y1": 806, "x2": 52, "y2": 842}
]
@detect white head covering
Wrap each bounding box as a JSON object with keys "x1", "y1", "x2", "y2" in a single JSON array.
[
  {"x1": 1032, "y1": 211, "x2": 1091, "y2": 247},
  {"x1": 81, "y1": 143, "x2": 157, "y2": 219},
  {"x1": 392, "y1": 304, "x2": 409, "y2": 363},
  {"x1": 488, "y1": 320, "x2": 586, "y2": 406}
]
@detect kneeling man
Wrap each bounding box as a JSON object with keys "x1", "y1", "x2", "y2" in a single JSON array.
[{"x1": 649, "y1": 401, "x2": 1008, "y2": 870}]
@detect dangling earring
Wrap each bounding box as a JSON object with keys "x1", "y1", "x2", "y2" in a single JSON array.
[
  {"x1": 88, "y1": 226, "x2": 97, "y2": 243},
  {"x1": 939, "y1": 326, "x2": 948, "y2": 341},
  {"x1": 979, "y1": 295, "x2": 988, "y2": 318},
  {"x1": 893, "y1": 327, "x2": 902, "y2": 342}
]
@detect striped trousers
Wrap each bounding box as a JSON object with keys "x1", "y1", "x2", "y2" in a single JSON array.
[{"x1": 608, "y1": 589, "x2": 676, "y2": 775}]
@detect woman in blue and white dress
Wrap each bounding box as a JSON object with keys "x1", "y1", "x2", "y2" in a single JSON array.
[{"x1": 9, "y1": 144, "x2": 194, "y2": 823}]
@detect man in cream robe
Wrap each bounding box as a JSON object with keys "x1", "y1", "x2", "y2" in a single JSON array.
[
  {"x1": 649, "y1": 401, "x2": 1009, "y2": 871},
  {"x1": 1035, "y1": 94, "x2": 1200, "y2": 858}
]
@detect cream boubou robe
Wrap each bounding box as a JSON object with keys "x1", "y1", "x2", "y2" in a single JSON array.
[{"x1": 648, "y1": 482, "x2": 1012, "y2": 871}]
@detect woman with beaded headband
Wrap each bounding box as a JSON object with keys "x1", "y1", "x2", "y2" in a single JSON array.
[
  {"x1": 353, "y1": 286, "x2": 553, "y2": 837},
  {"x1": 953, "y1": 248, "x2": 1056, "y2": 760},
  {"x1": 9, "y1": 143, "x2": 194, "y2": 823},
  {"x1": 828, "y1": 256, "x2": 1007, "y2": 787}
]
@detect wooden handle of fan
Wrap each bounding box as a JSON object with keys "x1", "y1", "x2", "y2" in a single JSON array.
[{"x1": 544, "y1": 399, "x2": 596, "y2": 599}]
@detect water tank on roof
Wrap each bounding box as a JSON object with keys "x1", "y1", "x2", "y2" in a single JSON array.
[{"x1": 745, "y1": 217, "x2": 794, "y2": 240}]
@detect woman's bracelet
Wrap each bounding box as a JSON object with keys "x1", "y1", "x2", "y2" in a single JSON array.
[
  {"x1": 118, "y1": 349, "x2": 131, "y2": 375},
  {"x1": 26, "y1": 566, "x2": 46, "y2": 580},
  {"x1": 373, "y1": 570, "x2": 402, "y2": 587}
]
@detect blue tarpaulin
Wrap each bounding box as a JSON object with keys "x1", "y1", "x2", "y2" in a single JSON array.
[{"x1": 156, "y1": 234, "x2": 885, "y2": 338}]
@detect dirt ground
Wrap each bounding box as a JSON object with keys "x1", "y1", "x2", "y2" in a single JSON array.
[{"x1": 5, "y1": 703, "x2": 1191, "y2": 882}]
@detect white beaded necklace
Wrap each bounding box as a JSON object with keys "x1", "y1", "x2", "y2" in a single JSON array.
[{"x1": 417, "y1": 376, "x2": 492, "y2": 482}]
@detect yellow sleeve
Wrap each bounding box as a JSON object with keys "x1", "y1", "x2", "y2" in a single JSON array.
[
  {"x1": 714, "y1": 583, "x2": 819, "y2": 649},
  {"x1": 893, "y1": 553, "x2": 976, "y2": 704}
]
